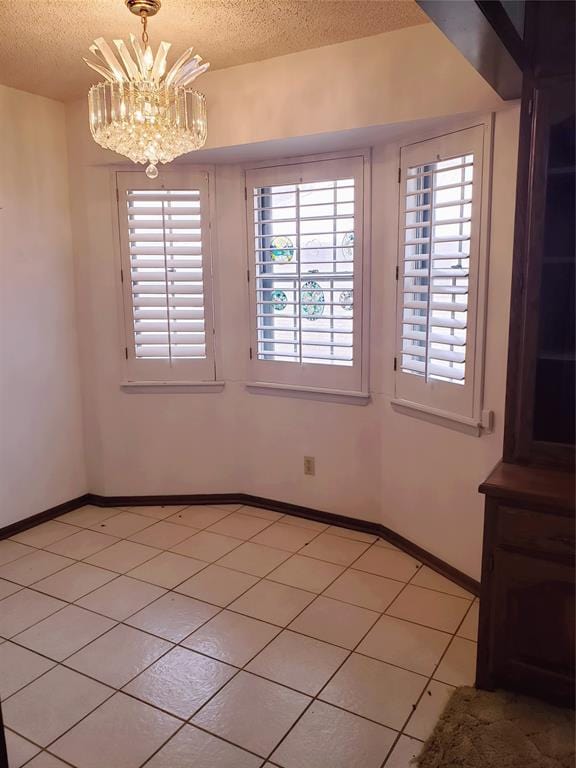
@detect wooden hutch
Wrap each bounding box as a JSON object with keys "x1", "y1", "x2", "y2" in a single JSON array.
[
  {"x1": 420, "y1": 0, "x2": 575, "y2": 707},
  {"x1": 477, "y1": 1, "x2": 575, "y2": 708}
]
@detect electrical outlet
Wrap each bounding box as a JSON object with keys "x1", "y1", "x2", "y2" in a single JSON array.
[{"x1": 304, "y1": 456, "x2": 315, "y2": 476}]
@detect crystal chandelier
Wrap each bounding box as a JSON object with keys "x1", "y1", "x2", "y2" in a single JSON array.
[{"x1": 85, "y1": 0, "x2": 209, "y2": 178}]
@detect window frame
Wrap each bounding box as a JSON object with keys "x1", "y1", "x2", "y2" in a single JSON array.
[
  {"x1": 114, "y1": 167, "x2": 218, "y2": 385},
  {"x1": 392, "y1": 121, "x2": 494, "y2": 430},
  {"x1": 245, "y1": 151, "x2": 371, "y2": 397}
]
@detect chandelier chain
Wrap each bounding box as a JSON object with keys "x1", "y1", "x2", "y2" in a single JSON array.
[{"x1": 140, "y1": 12, "x2": 149, "y2": 45}]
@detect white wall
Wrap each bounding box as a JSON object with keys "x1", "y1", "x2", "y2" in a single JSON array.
[
  {"x1": 0, "y1": 86, "x2": 87, "y2": 527},
  {"x1": 200, "y1": 24, "x2": 504, "y2": 148},
  {"x1": 233, "y1": 109, "x2": 519, "y2": 579},
  {"x1": 65, "y1": 24, "x2": 519, "y2": 578}
]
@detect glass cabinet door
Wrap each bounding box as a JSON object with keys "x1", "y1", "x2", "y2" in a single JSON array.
[{"x1": 532, "y1": 80, "x2": 575, "y2": 452}]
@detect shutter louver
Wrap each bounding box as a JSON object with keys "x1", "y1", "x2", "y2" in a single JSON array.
[
  {"x1": 124, "y1": 189, "x2": 207, "y2": 361},
  {"x1": 253, "y1": 179, "x2": 355, "y2": 366},
  {"x1": 400, "y1": 153, "x2": 474, "y2": 384}
]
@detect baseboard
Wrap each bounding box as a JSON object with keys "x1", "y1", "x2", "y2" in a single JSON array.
[
  {"x1": 0, "y1": 494, "x2": 91, "y2": 540},
  {"x1": 234, "y1": 494, "x2": 384, "y2": 538},
  {"x1": 85, "y1": 493, "x2": 243, "y2": 508},
  {"x1": 0, "y1": 491, "x2": 480, "y2": 596},
  {"x1": 378, "y1": 523, "x2": 480, "y2": 596}
]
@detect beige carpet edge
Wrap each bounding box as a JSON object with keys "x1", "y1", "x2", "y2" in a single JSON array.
[{"x1": 415, "y1": 686, "x2": 575, "y2": 768}]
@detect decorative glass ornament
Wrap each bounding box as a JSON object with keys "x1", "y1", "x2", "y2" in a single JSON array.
[
  {"x1": 339, "y1": 290, "x2": 353, "y2": 311},
  {"x1": 270, "y1": 236, "x2": 294, "y2": 263},
  {"x1": 301, "y1": 279, "x2": 325, "y2": 319},
  {"x1": 341, "y1": 231, "x2": 355, "y2": 259},
  {"x1": 271, "y1": 289, "x2": 288, "y2": 311}
]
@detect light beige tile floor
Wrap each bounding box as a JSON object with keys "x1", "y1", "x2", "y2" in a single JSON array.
[
  {"x1": 0, "y1": 580, "x2": 21, "y2": 601},
  {"x1": 127, "y1": 521, "x2": 194, "y2": 550},
  {"x1": 0, "y1": 503, "x2": 478, "y2": 767}
]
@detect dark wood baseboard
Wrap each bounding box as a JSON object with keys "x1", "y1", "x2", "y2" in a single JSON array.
[
  {"x1": 0, "y1": 491, "x2": 480, "y2": 596},
  {"x1": 379, "y1": 523, "x2": 480, "y2": 597},
  {"x1": 232, "y1": 494, "x2": 384, "y2": 538},
  {"x1": 85, "y1": 493, "x2": 243, "y2": 509},
  {"x1": 0, "y1": 494, "x2": 91, "y2": 540}
]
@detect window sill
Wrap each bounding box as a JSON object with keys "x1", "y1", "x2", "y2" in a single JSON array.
[
  {"x1": 246, "y1": 381, "x2": 371, "y2": 405},
  {"x1": 121, "y1": 381, "x2": 225, "y2": 393},
  {"x1": 391, "y1": 398, "x2": 493, "y2": 436}
]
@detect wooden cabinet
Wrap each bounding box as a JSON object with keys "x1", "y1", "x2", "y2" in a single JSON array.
[
  {"x1": 476, "y1": 0, "x2": 575, "y2": 708},
  {"x1": 478, "y1": 463, "x2": 575, "y2": 706}
]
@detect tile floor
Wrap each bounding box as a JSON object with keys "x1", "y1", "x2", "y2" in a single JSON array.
[{"x1": 0, "y1": 504, "x2": 479, "y2": 768}]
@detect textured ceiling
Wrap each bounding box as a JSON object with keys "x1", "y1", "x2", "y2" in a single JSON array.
[{"x1": 0, "y1": 0, "x2": 428, "y2": 102}]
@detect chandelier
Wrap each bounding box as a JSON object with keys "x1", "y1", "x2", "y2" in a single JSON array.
[{"x1": 84, "y1": 0, "x2": 209, "y2": 178}]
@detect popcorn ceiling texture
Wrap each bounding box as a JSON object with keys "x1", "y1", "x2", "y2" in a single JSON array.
[{"x1": 0, "y1": 0, "x2": 428, "y2": 102}]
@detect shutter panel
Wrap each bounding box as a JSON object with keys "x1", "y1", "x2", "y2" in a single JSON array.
[
  {"x1": 394, "y1": 124, "x2": 489, "y2": 422},
  {"x1": 246, "y1": 155, "x2": 365, "y2": 393},
  {"x1": 253, "y1": 179, "x2": 355, "y2": 367},
  {"x1": 400, "y1": 153, "x2": 473, "y2": 384},
  {"x1": 116, "y1": 171, "x2": 216, "y2": 381}
]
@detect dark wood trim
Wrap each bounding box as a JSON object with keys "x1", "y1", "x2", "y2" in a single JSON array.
[
  {"x1": 0, "y1": 492, "x2": 480, "y2": 597},
  {"x1": 502, "y1": 76, "x2": 537, "y2": 463},
  {"x1": 378, "y1": 522, "x2": 480, "y2": 596},
  {"x1": 502, "y1": 78, "x2": 576, "y2": 468},
  {"x1": 475, "y1": 0, "x2": 529, "y2": 71},
  {"x1": 480, "y1": 461, "x2": 576, "y2": 513},
  {"x1": 227, "y1": 494, "x2": 384, "y2": 539},
  {"x1": 84, "y1": 492, "x2": 243, "y2": 508},
  {"x1": 476, "y1": 496, "x2": 499, "y2": 690},
  {"x1": 0, "y1": 699, "x2": 8, "y2": 768},
  {"x1": 416, "y1": 0, "x2": 523, "y2": 99},
  {"x1": 0, "y1": 494, "x2": 91, "y2": 540},
  {"x1": 81, "y1": 492, "x2": 384, "y2": 538},
  {"x1": 503, "y1": 74, "x2": 575, "y2": 468}
]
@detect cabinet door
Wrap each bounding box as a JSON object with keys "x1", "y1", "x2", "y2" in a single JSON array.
[
  {"x1": 504, "y1": 77, "x2": 575, "y2": 466},
  {"x1": 491, "y1": 548, "x2": 575, "y2": 705}
]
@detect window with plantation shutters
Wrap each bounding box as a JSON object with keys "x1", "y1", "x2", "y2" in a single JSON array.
[
  {"x1": 116, "y1": 169, "x2": 216, "y2": 382},
  {"x1": 394, "y1": 125, "x2": 491, "y2": 425},
  {"x1": 246, "y1": 155, "x2": 368, "y2": 393}
]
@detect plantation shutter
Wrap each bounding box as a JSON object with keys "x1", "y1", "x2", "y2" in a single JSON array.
[
  {"x1": 246, "y1": 156, "x2": 365, "y2": 392},
  {"x1": 395, "y1": 125, "x2": 487, "y2": 419},
  {"x1": 116, "y1": 170, "x2": 216, "y2": 382}
]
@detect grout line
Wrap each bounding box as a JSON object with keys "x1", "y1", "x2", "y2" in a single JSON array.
[
  {"x1": 6, "y1": 727, "x2": 78, "y2": 768},
  {"x1": 1, "y1": 509, "x2": 297, "y2": 766},
  {"x1": 0, "y1": 504, "x2": 477, "y2": 768},
  {"x1": 378, "y1": 577, "x2": 479, "y2": 767},
  {"x1": 2, "y1": 561, "x2": 469, "y2": 692},
  {"x1": 137, "y1": 515, "x2": 336, "y2": 766},
  {"x1": 146, "y1": 520, "x2": 359, "y2": 765},
  {"x1": 3, "y1": 681, "x2": 119, "y2": 760},
  {"x1": 1, "y1": 508, "x2": 329, "y2": 765},
  {"x1": 1, "y1": 505, "x2": 257, "y2": 639},
  {"x1": 257, "y1": 536, "x2": 405, "y2": 764},
  {"x1": 134, "y1": 537, "x2": 335, "y2": 765},
  {"x1": 374, "y1": 556, "x2": 436, "y2": 766},
  {"x1": 0, "y1": 553, "x2": 85, "y2": 592}
]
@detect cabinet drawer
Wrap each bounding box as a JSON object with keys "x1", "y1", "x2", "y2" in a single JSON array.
[{"x1": 497, "y1": 506, "x2": 575, "y2": 561}]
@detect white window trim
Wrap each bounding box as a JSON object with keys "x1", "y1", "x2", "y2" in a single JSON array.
[
  {"x1": 112, "y1": 166, "x2": 221, "y2": 387},
  {"x1": 392, "y1": 119, "x2": 494, "y2": 434},
  {"x1": 244, "y1": 150, "x2": 371, "y2": 398},
  {"x1": 245, "y1": 381, "x2": 371, "y2": 405}
]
